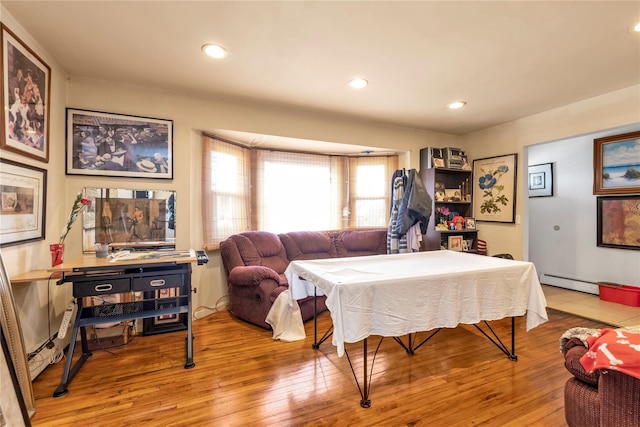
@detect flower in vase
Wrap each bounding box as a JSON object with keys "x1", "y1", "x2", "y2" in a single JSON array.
[{"x1": 59, "y1": 192, "x2": 91, "y2": 244}]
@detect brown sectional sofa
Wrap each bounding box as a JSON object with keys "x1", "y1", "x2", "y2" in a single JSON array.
[{"x1": 219, "y1": 229, "x2": 387, "y2": 329}]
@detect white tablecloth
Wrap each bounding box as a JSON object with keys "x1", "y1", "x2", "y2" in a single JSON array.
[{"x1": 285, "y1": 250, "x2": 548, "y2": 356}]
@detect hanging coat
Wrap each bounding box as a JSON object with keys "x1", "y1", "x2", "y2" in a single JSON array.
[
  {"x1": 387, "y1": 173, "x2": 408, "y2": 253},
  {"x1": 395, "y1": 169, "x2": 432, "y2": 236}
]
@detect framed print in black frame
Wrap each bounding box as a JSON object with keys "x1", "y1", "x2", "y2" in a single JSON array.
[
  {"x1": 66, "y1": 108, "x2": 173, "y2": 179},
  {"x1": 597, "y1": 195, "x2": 640, "y2": 251},
  {"x1": 142, "y1": 288, "x2": 187, "y2": 336},
  {"x1": 1, "y1": 24, "x2": 51, "y2": 163},
  {"x1": 472, "y1": 153, "x2": 517, "y2": 223},
  {"x1": 528, "y1": 162, "x2": 553, "y2": 197},
  {"x1": 0, "y1": 158, "x2": 47, "y2": 247},
  {"x1": 593, "y1": 131, "x2": 640, "y2": 195}
]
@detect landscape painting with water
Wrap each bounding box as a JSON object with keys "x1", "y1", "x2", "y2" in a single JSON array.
[{"x1": 593, "y1": 131, "x2": 640, "y2": 195}]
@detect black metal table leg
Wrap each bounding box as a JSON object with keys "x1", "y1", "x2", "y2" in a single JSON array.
[{"x1": 184, "y1": 290, "x2": 195, "y2": 369}]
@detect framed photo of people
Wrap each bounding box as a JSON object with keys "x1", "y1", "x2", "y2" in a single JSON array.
[
  {"x1": 1, "y1": 24, "x2": 51, "y2": 163},
  {"x1": 66, "y1": 108, "x2": 173, "y2": 179}
]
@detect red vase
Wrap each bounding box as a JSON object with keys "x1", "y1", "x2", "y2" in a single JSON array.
[{"x1": 50, "y1": 243, "x2": 64, "y2": 267}]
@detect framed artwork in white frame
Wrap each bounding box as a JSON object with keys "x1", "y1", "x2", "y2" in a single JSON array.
[
  {"x1": 0, "y1": 158, "x2": 47, "y2": 247},
  {"x1": 472, "y1": 153, "x2": 517, "y2": 223},
  {"x1": 448, "y1": 235, "x2": 463, "y2": 252},
  {"x1": 528, "y1": 163, "x2": 553, "y2": 198}
]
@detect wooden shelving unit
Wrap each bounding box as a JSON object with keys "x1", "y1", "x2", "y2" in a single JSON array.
[{"x1": 420, "y1": 168, "x2": 478, "y2": 251}]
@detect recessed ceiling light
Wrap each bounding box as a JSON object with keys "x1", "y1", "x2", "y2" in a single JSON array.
[
  {"x1": 202, "y1": 44, "x2": 228, "y2": 59},
  {"x1": 633, "y1": 22, "x2": 640, "y2": 32},
  {"x1": 447, "y1": 101, "x2": 467, "y2": 109},
  {"x1": 349, "y1": 78, "x2": 368, "y2": 89}
]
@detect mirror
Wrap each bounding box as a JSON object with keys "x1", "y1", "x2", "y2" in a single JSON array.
[{"x1": 82, "y1": 187, "x2": 175, "y2": 252}]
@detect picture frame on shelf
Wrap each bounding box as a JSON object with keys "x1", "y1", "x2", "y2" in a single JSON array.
[
  {"x1": 1, "y1": 24, "x2": 51, "y2": 163},
  {"x1": 472, "y1": 153, "x2": 517, "y2": 223},
  {"x1": 444, "y1": 189, "x2": 462, "y2": 201},
  {"x1": 66, "y1": 108, "x2": 173, "y2": 179},
  {"x1": 528, "y1": 163, "x2": 553, "y2": 197},
  {"x1": 433, "y1": 158, "x2": 445, "y2": 168},
  {"x1": 0, "y1": 158, "x2": 46, "y2": 247},
  {"x1": 593, "y1": 131, "x2": 640, "y2": 195},
  {"x1": 142, "y1": 288, "x2": 187, "y2": 335},
  {"x1": 448, "y1": 235, "x2": 463, "y2": 252},
  {"x1": 596, "y1": 195, "x2": 640, "y2": 251},
  {"x1": 465, "y1": 217, "x2": 476, "y2": 230},
  {"x1": 434, "y1": 181, "x2": 446, "y2": 201}
]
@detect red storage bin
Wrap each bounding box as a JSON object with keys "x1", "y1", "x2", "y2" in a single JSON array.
[{"x1": 598, "y1": 282, "x2": 640, "y2": 307}]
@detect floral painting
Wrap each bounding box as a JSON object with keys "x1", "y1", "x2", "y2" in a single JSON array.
[{"x1": 472, "y1": 154, "x2": 517, "y2": 223}]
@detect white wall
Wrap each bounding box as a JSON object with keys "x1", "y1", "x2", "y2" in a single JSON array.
[
  {"x1": 460, "y1": 85, "x2": 640, "y2": 261},
  {"x1": 0, "y1": 9, "x2": 73, "y2": 353},
  {"x1": 528, "y1": 124, "x2": 640, "y2": 293}
]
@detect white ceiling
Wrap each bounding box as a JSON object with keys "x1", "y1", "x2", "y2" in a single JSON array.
[{"x1": 3, "y1": 1, "x2": 640, "y2": 153}]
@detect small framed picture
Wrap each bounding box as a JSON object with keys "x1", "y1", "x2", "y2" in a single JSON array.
[
  {"x1": 528, "y1": 163, "x2": 553, "y2": 197},
  {"x1": 433, "y1": 158, "x2": 445, "y2": 168},
  {"x1": 465, "y1": 217, "x2": 476, "y2": 230},
  {"x1": 142, "y1": 288, "x2": 187, "y2": 335},
  {"x1": 448, "y1": 235, "x2": 463, "y2": 251},
  {"x1": 435, "y1": 181, "x2": 446, "y2": 201},
  {"x1": 444, "y1": 189, "x2": 462, "y2": 201}
]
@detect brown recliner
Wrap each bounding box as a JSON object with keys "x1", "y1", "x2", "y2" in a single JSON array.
[
  {"x1": 219, "y1": 231, "x2": 327, "y2": 329},
  {"x1": 563, "y1": 337, "x2": 640, "y2": 427}
]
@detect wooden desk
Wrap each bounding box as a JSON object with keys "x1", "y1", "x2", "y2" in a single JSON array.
[
  {"x1": 10, "y1": 269, "x2": 60, "y2": 284},
  {"x1": 48, "y1": 250, "x2": 197, "y2": 397}
]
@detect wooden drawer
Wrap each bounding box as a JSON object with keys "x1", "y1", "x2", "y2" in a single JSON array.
[
  {"x1": 73, "y1": 278, "x2": 130, "y2": 297},
  {"x1": 132, "y1": 274, "x2": 182, "y2": 292}
]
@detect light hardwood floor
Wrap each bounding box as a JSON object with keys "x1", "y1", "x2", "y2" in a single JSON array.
[
  {"x1": 542, "y1": 285, "x2": 640, "y2": 327},
  {"x1": 29, "y1": 306, "x2": 610, "y2": 427}
]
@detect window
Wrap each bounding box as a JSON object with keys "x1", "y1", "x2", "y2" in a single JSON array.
[
  {"x1": 202, "y1": 137, "x2": 251, "y2": 249},
  {"x1": 255, "y1": 150, "x2": 342, "y2": 233},
  {"x1": 349, "y1": 157, "x2": 397, "y2": 228},
  {"x1": 202, "y1": 135, "x2": 398, "y2": 249}
]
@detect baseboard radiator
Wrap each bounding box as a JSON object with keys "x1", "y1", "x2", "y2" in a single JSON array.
[
  {"x1": 540, "y1": 273, "x2": 599, "y2": 295},
  {"x1": 28, "y1": 335, "x2": 69, "y2": 380}
]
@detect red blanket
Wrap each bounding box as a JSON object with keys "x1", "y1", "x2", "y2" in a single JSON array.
[{"x1": 580, "y1": 328, "x2": 640, "y2": 380}]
